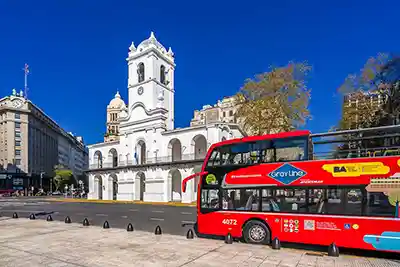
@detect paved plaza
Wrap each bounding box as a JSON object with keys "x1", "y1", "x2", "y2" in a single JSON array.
[{"x1": 0, "y1": 217, "x2": 399, "y2": 267}]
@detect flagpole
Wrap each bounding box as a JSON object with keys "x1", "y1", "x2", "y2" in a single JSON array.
[{"x1": 24, "y1": 63, "x2": 29, "y2": 99}]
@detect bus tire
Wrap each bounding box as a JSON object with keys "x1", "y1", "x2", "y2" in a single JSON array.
[{"x1": 243, "y1": 220, "x2": 271, "y2": 245}]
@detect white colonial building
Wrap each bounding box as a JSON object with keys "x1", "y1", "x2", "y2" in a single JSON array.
[{"x1": 87, "y1": 32, "x2": 244, "y2": 203}]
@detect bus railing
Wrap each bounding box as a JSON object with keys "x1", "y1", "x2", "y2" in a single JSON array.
[
  {"x1": 311, "y1": 124, "x2": 400, "y2": 160},
  {"x1": 182, "y1": 171, "x2": 208, "y2": 193}
]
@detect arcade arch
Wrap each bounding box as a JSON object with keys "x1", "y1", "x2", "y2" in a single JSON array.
[
  {"x1": 136, "y1": 172, "x2": 146, "y2": 201},
  {"x1": 169, "y1": 169, "x2": 182, "y2": 201},
  {"x1": 192, "y1": 134, "x2": 207, "y2": 160},
  {"x1": 109, "y1": 173, "x2": 118, "y2": 200},
  {"x1": 94, "y1": 175, "x2": 103, "y2": 200},
  {"x1": 168, "y1": 138, "x2": 182, "y2": 161},
  {"x1": 93, "y1": 151, "x2": 103, "y2": 168},
  {"x1": 108, "y1": 148, "x2": 118, "y2": 167},
  {"x1": 135, "y1": 140, "x2": 146, "y2": 164}
]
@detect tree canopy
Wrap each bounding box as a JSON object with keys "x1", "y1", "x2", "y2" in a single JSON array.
[
  {"x1": 235, "y1": 61, "x2": 312, "y2": 135},
  {"x1": 53, "y1": 164, "x2": 73, "y2": 191}
]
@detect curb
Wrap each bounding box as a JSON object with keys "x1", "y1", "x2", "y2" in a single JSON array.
[{"x1": 44, "y1": 198, "x2": 197, "y2": 207}]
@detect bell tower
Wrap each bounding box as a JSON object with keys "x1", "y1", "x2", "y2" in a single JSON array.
[
  {"x1": 105, "y1": 91, "x2": 125, "y2": 142},
  {"x1": 126, "y1": 32, "x2": 176, "y2": 130}
]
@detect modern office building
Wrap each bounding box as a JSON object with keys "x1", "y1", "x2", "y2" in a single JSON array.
[{"x1": 0, "y1": 89, "x2": 88, "y2": 192}]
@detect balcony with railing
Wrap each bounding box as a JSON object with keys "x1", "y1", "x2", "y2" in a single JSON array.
[{"x1": 88, "y1": 153, "x2": 206, "y2": 170}]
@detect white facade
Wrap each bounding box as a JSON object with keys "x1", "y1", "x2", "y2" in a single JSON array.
[{"x1": 87, "y1": 32, "x2": 244, "y2": 203}]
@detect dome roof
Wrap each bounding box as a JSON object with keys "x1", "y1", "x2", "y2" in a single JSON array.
[
  {"x1": 108, "y1": 91, "x2": 125, "y2": 109},
  {"x1": 137, "y1": 31, "x2": 167, "y2": 54}
]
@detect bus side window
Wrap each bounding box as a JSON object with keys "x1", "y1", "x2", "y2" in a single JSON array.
[
  {"x1": 262, "y1": 189, "x2": 306, "y2": 213},
  {"x1": 224, "y1": 189, "x2": 259, "y2": 211},
  {"x1": 365, "y1": 192, "x2": 396, "y2": 217},
  {"x1": 201, "y1": 189, "x2": 220, "y2": 209}
]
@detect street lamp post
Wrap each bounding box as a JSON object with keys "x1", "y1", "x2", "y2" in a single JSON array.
[{"x1": 40, "y1": 172, "x2": 45, "y2": 191}]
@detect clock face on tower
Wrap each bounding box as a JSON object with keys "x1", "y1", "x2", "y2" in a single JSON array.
[
  {"x1": 12, "y1": 99, "x2": 23, "y2": 109},
  {"x1": 137, "y1": 86, "x2": 144, "y2": 95}
]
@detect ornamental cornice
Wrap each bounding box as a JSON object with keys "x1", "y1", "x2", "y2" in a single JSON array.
[{"x1": 126, "y1": 47, "x2": 176, "y2": 67}]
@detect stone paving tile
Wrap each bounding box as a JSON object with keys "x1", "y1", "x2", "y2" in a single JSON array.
[{"x1": 0, "y1": 218, "x2": 399, "y2": 267}]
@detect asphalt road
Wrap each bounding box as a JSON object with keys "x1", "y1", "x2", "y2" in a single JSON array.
[{"x1": 0, "y1": 197, "x2": 196, "y2": 236}]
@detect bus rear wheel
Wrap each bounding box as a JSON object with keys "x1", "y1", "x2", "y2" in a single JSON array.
[{"x1": 243, "y1": 220, "x2": 271, "y2": 245}]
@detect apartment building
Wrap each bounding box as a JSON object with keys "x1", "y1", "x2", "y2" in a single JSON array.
[
  {"x1": 0, "y1": 89, "x2": 88, "y2": 191},
  {"x1": 190, "y1": 96, "x2": 239, "y2": 126},
  {"x1": 342, "y1": 90, "x2": 385, "y2": 129}
]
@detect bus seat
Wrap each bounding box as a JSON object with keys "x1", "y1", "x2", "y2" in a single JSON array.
[
  {"x1": 245, "y1": 195, "x2": 255, "y2": 210},
  {"x1": 317, "y1": 199, "x2": 325, "y2": 214}
]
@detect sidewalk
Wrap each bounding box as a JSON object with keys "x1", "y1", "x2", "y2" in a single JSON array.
[
  {"x1": 45, "y1": 197, "x2": 197, "y2": 207},
  {"x1": 0, "y1": 217, "x2": 398, "y2": 267}
]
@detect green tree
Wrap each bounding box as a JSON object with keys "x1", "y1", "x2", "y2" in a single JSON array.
[
  {"x1": 53, "y1": 164, "x2": 73, "y2": 191},
  {"x1": 235, "y1": 61, "x2": 312, "y2": 135}
]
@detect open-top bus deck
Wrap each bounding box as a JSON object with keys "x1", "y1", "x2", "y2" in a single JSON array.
[{"x1": 182, "y1": 126, "x2": 400, "y2": 254}]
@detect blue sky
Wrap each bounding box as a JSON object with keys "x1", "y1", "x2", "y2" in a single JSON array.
[{"x1": 0, "y1": 0, "x2": 399, "y2": 145}]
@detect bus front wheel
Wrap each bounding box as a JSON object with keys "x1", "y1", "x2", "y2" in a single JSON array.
[{"x1": 243, "y1": 220, "x2": 271, "y2": 245}]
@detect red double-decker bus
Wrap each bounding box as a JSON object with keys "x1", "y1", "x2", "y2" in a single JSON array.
[{"x1": 182, "y1": 128, "x2": 400, "y2": 253}]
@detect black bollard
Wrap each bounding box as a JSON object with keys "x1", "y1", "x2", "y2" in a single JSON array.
[
  {"x1": 186, "y1": 229, "x2": 194, "y2": 239},
  {"x1": 83, "y1": 218, "x2": 90, "y2": 226},
  {"x1": 12, "y1": 212, "x2": 18, "y2": 219},
  {"x1": 225, "y1": 233, "x2": 233, "y2": 244},
  {"x1": 155, "y1": 225, "x2": 162, "y2": 235},
  {"x1": 65, "y1": 216, "x2": 71, "y2": 224},
  {"x1": 271, "y1": 237, "x2": 281, "y2": 250},
  {"x1": 29, "y1": 213, "x2": 36, "y2": 220},
  {"x1": 46, "y1": 215, "x2": 53, "y2": 221},
  {"x1": 127, "y1": 223, "x2": 134, "y2": 232},
  {"x1": 328, "y1": 243, "x2": 340, "y2": 257},
  {"x1": 103, "y1": 221, "x2": 110, "y2": 229}
]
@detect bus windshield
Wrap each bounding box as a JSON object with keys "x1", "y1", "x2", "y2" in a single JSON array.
[{"x1": 206, "y1": 136, "x2": 308, "y2": 167}]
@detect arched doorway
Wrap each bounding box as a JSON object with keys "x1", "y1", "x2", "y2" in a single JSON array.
[
  {"x1": 168, "y1": 138, "x2": 182, "y2": 161},
  {"x1": 136, "y1": 172, "x2": 146, "y2": 201},
  {"x1": 109, "y1": 174, "x2": 118, "y2": 200},
  {"x1": 94, "y1": 175, "x2": 103, "y2": 200},
  {"x1": 94, "y1": 151, "x2": 103, "y2": 168},
  {"x1": 135, "y1": 140, "x2": 146, "y2": 165},
  {"x1": 192, "y1": 135, "x2": 207, "y2": 159},
  {"x1": 108, "y1": 148, "x2": 118, "y2": 167},
  {"x1": 169, "y1": 169, "x2": 182, "y2": 202}
]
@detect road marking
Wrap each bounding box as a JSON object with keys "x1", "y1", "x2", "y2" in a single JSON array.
[
  {"x1": 151, "y1": 210, "x2": 164, "y2": 213},
  {"x1": 95, "y1": 213, "x2": 108, "y2": 217},
  {"x1": 121, "y1": 215, "x2": 128, "y2": 218},
  {"x1": 150, "y1": 217, "x2": 164, "y2": 221},
  {"x1": 182, "y1": 220, "x2": 196, "y2": 224},
  {"x1": 180, "y1": 212, "x2": 193, "y2": 215},
  {"x1": 0, "y1": 209, "x2": 46, "y2": 213},
  {"x1": 129, "y1": 209, "x2": 139, "y2": 212}
]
